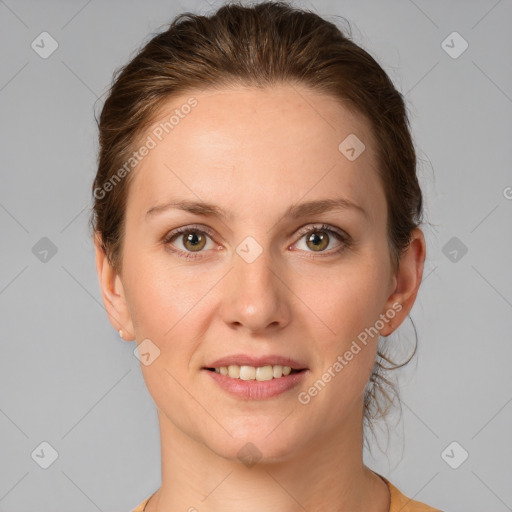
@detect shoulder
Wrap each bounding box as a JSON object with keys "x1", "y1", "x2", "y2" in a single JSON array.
[
  {"x1": 131, "y1": 496, "x2": 150, "y2": 512},
  {"x1": 379, "y1": 475, "x2": 442, "y2": 512}
]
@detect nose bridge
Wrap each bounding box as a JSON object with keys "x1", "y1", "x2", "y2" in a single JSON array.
[{"x1": 222, "y1": 238, "x2": 289, "y2": 331}]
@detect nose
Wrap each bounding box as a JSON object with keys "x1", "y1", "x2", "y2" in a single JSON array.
[{"x1": 219, "y1": 246, "x2": 291, "y2": 334}]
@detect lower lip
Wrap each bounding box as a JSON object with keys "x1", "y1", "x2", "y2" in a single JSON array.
[{"x1": 203, "y1": 369, "x2": 308, "y2": 400}]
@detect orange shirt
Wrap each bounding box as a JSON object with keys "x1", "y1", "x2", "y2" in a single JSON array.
[{"x1": 131, "y1": 474, "x2": 440, "y2": 511}]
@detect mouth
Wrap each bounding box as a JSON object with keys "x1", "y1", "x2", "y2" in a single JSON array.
[
  {"x1": 202, "y1": 364, "x2": 308, "y2": 400},
  {"x1": 204, "y1": 365, "x2": 305, "y2": 381}
]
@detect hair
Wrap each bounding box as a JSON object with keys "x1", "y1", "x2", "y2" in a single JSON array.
[{"x1": 89, "y1": 0, "x2": 424, "y2": 451}]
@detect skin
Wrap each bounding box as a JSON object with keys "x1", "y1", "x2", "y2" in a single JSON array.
[{"x1": 95, "y1": 84, "x2": 426, "y2": 512}]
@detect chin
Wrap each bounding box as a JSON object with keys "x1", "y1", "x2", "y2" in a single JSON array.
[{"x1": 206, "y1": 422, "x2": 304, "y2": 466}]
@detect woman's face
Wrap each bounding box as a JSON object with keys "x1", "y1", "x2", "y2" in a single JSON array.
[{"x1": 100, "y1": 84, "x2": 421, "y2": 462}]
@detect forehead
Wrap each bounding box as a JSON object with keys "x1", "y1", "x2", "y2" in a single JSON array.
[{"x1": 127, "y1": 84, "x2": 385, "y2": 226}]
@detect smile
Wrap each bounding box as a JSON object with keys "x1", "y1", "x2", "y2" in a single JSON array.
[
  {"x1": 203, "y1": 366, "x2": 308, "y2": 400},
  {"x1": 206, "y1": 364, "x2": 303, "y2": 381}
]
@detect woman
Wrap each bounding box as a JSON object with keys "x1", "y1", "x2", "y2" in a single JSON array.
[{"x1": 90, "y1": 2, "x2": 438, "y2": 510}]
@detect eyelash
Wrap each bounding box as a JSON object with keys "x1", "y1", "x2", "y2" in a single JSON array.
[{"x1": 162, "y1": 223, "x2": 352, "y2": 261}]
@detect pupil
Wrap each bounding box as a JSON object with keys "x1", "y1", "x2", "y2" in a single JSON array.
[
  {"x1": 187, "y1": 233, "x2": 199, "y2": 245},
  {"x1": 184, "y1": 231, "x2": 207, "y2": 252},
  {"x1": 308, "y1": 231, "x2": 327, "y2": 251}
]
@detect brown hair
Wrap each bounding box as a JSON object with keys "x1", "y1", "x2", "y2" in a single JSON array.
[{"x1": 89, "y1": 1, "x2": 424, "y2": 449}]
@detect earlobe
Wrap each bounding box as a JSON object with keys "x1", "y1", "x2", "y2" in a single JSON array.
[
  {"x1": 94, "y1": 234, "x2": 135, "y2": 341},
  {"x1": 380, "y1": 228, "x2": 426, "y2": 337}
]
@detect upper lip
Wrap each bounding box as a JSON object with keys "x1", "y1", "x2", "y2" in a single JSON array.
[{"x1": 204, "y1": 354, "x2": 308, "y2": 370}]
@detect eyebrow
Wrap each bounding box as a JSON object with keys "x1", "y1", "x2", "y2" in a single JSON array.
[{"x1": 146, "y1": 197, "x2": 369, "y2": 223}]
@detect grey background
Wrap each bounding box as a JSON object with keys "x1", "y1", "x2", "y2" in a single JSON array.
[{"x1": 1, "y1": 0, "x2": 511, "y2": 510}]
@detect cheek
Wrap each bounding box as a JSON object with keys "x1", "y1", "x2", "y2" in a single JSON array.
[
  {"x1": 124, "y1": 256, "x2": 206, "y2": 404},
  {"x1": 297, "y1": 261, "x2": 384, "y2": 418},
  {"x1": 123, "y1": 247, "x2": 205, "y2": 336},
  {"x1": 297, "y1": 256, "x2": 387, "y2": 345}
]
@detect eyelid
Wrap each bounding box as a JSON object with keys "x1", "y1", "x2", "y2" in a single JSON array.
[
  {"x1": 163, "y1": 223, "x2": 347, "y2": 241},
  {"x1": 162, "y1": 223, "x2": 216, "y2": 241},
  {"x1": 293, "y1": 222, "x2": 348, "y2": 240}
]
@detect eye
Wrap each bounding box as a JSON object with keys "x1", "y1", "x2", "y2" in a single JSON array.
[
  {"x1": 292, "y1": 223, "x2": 350, "y2": 256},
  {"x1": 163, "y1": 223, "x2": 351, "y2": 261},
  {"x1": 163, "y1": 225, "x2": 216, "y2": 260}
]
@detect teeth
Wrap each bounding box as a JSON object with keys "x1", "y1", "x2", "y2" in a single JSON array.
[{"x1": 213, "y1": 364, "x2": 295, "y2": 380}]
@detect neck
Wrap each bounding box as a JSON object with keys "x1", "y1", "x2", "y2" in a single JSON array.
[{"x1": 144, "y1": 406, "x2": 390, "y2": 512}]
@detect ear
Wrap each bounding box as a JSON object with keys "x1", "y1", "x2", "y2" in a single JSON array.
[
  {"x1": 94, "y1": 233, "x2": 135, "y2": 341},
  {"x1": 379, "y1": 227, "x2": 426, "y2": 336}
]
